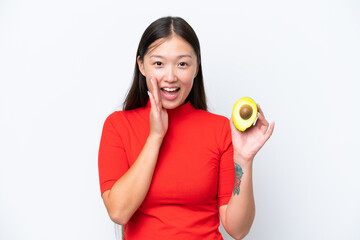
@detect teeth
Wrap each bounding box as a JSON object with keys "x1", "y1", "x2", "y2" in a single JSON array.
[{"x1": 163, "y1": 88, "x2": 178, "y2": 92}]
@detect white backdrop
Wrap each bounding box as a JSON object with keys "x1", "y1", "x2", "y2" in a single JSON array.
[{"x1": 1, "y1": 0, "x2": 359, "y2": 239}]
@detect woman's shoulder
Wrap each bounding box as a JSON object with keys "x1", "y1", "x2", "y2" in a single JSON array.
[
  {"x1": 188, "y1": 109, "x2": 232, "y2": 147},
  {"x1": 104, "y1": 108, "x2": 125, "y2": 123},
  {"x1": 185, "y1": 108, "x2": 231, "y2": 135},
  {"x1": 103, "y1": 106, "x2": 148, "y2": 126},
  {"x1": 193, "y1": 108, "x2": 229, "y2": 124}
]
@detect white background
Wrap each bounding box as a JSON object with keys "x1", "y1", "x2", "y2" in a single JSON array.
[{"x1": 1, "y1": 0, "x2": 359, "y2": 239}]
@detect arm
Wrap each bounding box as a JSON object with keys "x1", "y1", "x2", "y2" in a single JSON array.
[
  {"x1": 102, "y1": 76, "x2": 167, "y2": 225},
  {"x1": 102, "y1": 134, "x2": 163, "y2": 225},
  {"x1": 220, "y1": 105, "x2": 275, "y2": 240},
  {"x1": 219, "y1": 161, "x2": 255, "y2": 240}
]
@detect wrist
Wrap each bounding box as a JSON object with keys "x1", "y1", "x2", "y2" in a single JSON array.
[
  {"x1": 234, "y1": 156, "x2": 254, "y2": 170},
  {"x1": 148, "y1": 133, "x2": 164, "y2": 144}
]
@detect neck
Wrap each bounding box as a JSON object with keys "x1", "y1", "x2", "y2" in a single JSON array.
[{"x1": 146, "y1": 100, "x2": 193, "y2": 118}]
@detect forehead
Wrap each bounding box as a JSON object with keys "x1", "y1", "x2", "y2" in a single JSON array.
[{"x1": 146, "y1": 35, "x2": 196, "y2": 57}]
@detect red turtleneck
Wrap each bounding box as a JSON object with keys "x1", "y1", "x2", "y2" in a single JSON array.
[{"x1": 98, "y1": 101, "x2": 234, "y2": 240}]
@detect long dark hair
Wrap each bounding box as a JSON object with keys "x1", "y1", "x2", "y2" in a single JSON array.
[{"x1": 123, "y1": 16, "x2": 207, "y2": 111}]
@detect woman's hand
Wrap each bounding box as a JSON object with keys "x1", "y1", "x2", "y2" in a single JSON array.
[
  {"x1": 148, "y1": 76, "x2": 168, "y2": 139},
  {"x1": 230, "y1": 104, "x2": 275, "y2": 166}
]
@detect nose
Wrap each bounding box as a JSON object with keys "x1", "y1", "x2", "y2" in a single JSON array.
[{"x1": 164, "y1": 66, "x2": 176, "y2": 82}]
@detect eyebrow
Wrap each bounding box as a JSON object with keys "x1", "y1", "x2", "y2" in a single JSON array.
[{"x1": 149, "y1": 54, "x2": 193, "y2": 59}]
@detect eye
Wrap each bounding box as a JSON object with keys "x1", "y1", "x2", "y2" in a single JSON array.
[
  {"x1": 179, "y1": 62, "x2": 188, "y2": 67},
  {"x1": 154, "y1": 61, "x2": 163, "y2": 66}
]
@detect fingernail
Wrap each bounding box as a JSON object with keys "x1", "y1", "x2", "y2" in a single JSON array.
[
  {"x1": 147, "y1": 91, "x2": 150, "y2": 96},
  {"x1": 150, "y1": 75, "x2": 153, "y2": 83}
]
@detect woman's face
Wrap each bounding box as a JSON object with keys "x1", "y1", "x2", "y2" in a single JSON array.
[{"x1": 137, "y1": 35, "x2": 198, "y2": 109}]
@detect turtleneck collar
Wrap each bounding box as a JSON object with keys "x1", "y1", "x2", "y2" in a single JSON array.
[{"x1": 145, "y1": 100, "x2": 194, "y2": 118}]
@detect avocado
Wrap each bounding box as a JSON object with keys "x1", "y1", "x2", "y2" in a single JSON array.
[{"x1": 232, "y1": 97, "x2": 258, "y2": 131}]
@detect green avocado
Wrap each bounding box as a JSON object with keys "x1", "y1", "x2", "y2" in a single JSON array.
[{"x1": 232, "y1": 97, "x2": 258, "y2": 131}]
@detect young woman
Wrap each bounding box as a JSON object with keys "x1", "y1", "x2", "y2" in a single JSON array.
[{"x1": 98, "y1": 16, "x2": 274, "y2": 240}]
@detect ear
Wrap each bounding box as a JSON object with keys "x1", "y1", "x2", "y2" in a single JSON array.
[
  {"x1": 194, "y1": 63, "x2": 200, "y2": 78},
  {"x1": 137, "y1": 56, "x2": 146, "y2": 77}
]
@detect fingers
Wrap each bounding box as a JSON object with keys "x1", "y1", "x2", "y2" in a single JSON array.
[
  {"x1": 257, "y1": 104, "x2": 265, "y2": 118},
  {"x1": 256, "y1": 104, "x2": 276, "y2": 142},
  {"x1": 148, "y1": 91, "x2": 156, "y2": 111},
  {"x1": 257, "y1": 111, "x2": 269, "y2": 126},
  {"x1": 265, "y1": 122, "x2": 275, "y2": 141},
  {"x1": 229, "y1": 115, "x2": 238, "y2": 135},
  {"x1": 150, "y1": 75, "x2": 161, "y2": 109},
  {"x1": 256, "y1": 104, "x2": 269, "y2": 133}
]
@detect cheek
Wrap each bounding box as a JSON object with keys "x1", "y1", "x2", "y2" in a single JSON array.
[
  {"x1": 142, "y1": 61, "x2": 163, "y2": 76},
  {"x1": 145, "y1": 78, "x2": 152, "y2": 91},
  {"x1": 184, "y1": 66, "x2": 198, "y2": 80},
  {"x1": 182, "y1": 76, "x2": 194, "y2": 92},
  {"x1": 152, "y1": 68, "x2": 166, "y2": 79},
  {"x1": 180, "y1": 71, "x2": 196, "y2": 85}
]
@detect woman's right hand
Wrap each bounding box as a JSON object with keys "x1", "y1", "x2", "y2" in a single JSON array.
[{"x1": 148, "y1": 75, "x2": 168, "y2": 139}]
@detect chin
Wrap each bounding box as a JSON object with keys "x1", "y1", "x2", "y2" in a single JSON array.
[
  {"x1": 162, "y1": 104, "x2": 179, "y2": 110},
  {"x1": 162, "y1": 100, "x2": 183, "y2": 110}
]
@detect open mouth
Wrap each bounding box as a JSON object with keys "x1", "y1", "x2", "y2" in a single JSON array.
[
  {"x1": 161, "y1": 87, "x2": 180, "y2": 94},
  {"x1": 160, "y1": 87, "x2": 180, "y2": 100}
]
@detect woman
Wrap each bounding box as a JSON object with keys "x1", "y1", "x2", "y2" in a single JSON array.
[{"x1": 98, "y1": 16, "x2": 274, "y2": 240}]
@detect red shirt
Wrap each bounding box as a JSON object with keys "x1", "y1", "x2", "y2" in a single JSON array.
[{"x1": 98, "y1": 101, "x2": 234, "y2": 240}]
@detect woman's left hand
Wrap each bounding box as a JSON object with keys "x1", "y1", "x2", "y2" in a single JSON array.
[{"x1": 230, "y1": 104, "x2": 275, "y2": 166}]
